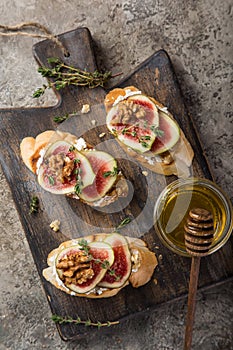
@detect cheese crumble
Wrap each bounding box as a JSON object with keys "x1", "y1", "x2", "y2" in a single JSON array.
[
  {"x1": 74, "y1": 137, "x2": 87, "y2": 151},
  {"x1": 81, "y1": 104, "x2": 90, "y2": 114},
  {"x1": 50, "y1": 220, "x2": 60, "y2": 232},
  {"x1": 36, "y1": 148, "x2": 46, "y2": 174}
]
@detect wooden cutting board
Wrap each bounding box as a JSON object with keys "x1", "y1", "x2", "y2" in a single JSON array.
[{"x1": 0, "y1": 27, "x2": 232, "y2": 341}]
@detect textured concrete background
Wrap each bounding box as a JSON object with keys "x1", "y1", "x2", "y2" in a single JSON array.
[{"x1": 0, "y1": 1, "x2": 232, "y2": 349}]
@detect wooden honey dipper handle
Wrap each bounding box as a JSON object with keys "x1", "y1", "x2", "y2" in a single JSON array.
[{"x1": 184, "y1": 208, "x2": 214, "y2": 350}]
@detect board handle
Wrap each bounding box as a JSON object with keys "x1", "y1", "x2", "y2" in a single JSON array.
[{"x1": 32, "y1": 27, "x2": 105, "y2": 108}]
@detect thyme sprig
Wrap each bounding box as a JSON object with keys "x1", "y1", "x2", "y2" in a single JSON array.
[
  {"x1": 29, "y1": 196, "x2": 39, "y2": 214},
  {"x1": 77, "y1": 218, "x2": 131, "y2": 282},
  {"x1": 115, "y1": 123, "x2": 164, "y2": 149},
  {"x1": 53, "y1": 110, "x2": 78, "y2": 123},
  {"x1": 53, "y1": 113, "x2": 69, "y2": 123},
  {"x1": 114, "y1": 217, "x2": 131, "y2": 232},
  {"x1": 52, "y1": 314, "x2": 119, "y2": 328},
  {"x1": 33, "y1": 57, "x2": 121, "y2": 98},
  {"x1": 78, "y1": 239, "x2": 120, "y2": 280}
]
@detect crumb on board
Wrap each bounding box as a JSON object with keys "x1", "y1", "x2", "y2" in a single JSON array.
[
  {"x1": 99, "y1": 132, "x2": 106, "y2": 138},
  {"x1": 50, "y1": 220, "x2": 60, "y2": 232},
  {"x1": 153, "y1": 278, "x2": 158, "y2": 285},
  {"x1": 124, "y1": 208, "x2": 131, "y2": 216},
  {"x1": 81, "y1": 104, "x2": 90, "y2": 114},
  {"x1": 142, "y1": 170, "x2": 148, "y2": 176},
  {"x1": 91, "y1": 119, "x2": 97, "y2": 126}
]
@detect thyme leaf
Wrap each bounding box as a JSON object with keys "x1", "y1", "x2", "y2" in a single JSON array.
[
  {"x1": 107, "y1": 268, "x2": 121, "y2": 281},
  {"x1": 150, "y1": 125, "x2": 164, "y2": 137},
  {"x1": 101, "y1": 260, "x2": 111, "y2": 269},
  {"x1": 140, "y1": 141, "x2": 150, "y2": 148},
  {"x1": 48, "y1": 176, "x2": 55, "y2": 185},
  {"x1": 33, "y1": 85, "x2": 47, "y2": 98},
  {"x1": 154, "y1": 128, "x2": 164, "y2": 137},
  {"x1": 73, "y1": 168, "x2": 83, "y2": 195},
  {"x1": 78, "y1": 239, "x2": 90, "y2": 255},
  {"x1": 74, "y1": 182, "x2": 82, "y2": 195},
  {"x1": 138, "y1": 135, "x2": 151, "y2": 148},
  {"x1": 140, "y1": 135, "x2": 151, "y2": 140},
  {"x1": 103, "y1": 166, "x2": 118, "y2": 178}
]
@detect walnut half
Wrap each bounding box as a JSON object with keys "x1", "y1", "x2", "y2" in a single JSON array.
[
  {"x1": 56, "y1": 251, "x2": 94, "y2": 285},
  {"x1": 113, "y1": 100, "x2": 146, "y2": 124}
]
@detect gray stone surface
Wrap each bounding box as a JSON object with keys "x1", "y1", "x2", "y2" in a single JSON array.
[{"x1": 0, "y1": 0, "x2": 232, "y2": 349}]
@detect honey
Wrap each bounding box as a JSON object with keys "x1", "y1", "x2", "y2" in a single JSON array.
[{"x1": 154, "y1": 178, "x2": 232, "y2": 256}]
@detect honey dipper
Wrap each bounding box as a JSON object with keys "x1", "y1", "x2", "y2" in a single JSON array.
[{"x1": 183, "y1": 208, "x2": 214, "y2": 350}]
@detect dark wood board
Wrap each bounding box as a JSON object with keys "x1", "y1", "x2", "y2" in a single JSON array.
[{"x1": 0, "y1": 27, "x2": 232, "y2": 341}]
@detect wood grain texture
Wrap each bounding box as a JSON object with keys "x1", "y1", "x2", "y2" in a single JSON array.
[{"x1": 0, "y1": 27, "x2": 232, "y2": 340}]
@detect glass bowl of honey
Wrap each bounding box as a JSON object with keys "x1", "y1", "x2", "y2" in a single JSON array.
[{"x1": 153, "y1": 177, "x2": 233, "y2": 257}]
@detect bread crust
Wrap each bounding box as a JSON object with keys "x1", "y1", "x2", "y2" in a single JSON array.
[
  {"x1": 43, "y1": 233, "x2": 158, "y2": 298},
  {"x1": 104, "y1": 87, "x2": 194, "y2": 177},
  {"x1": 20, "y1": 130, "x2": 55, "y2": 173}
]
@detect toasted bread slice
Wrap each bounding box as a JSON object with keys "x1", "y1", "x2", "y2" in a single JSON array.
[
  {"x1": 43, "y1": 233, "x2": 158, "y2": 298},
  {"x1": 104, "y1": 87, "x2": 194, "y2": 177},
  {"x1": 20, "y1": 130, "x2": 128, "y2": 207}
]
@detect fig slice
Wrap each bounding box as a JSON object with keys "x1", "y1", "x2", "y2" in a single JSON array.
[
  {"x1": 55, "y1": 241, "x2": 114, "y2": 294},
  {"x1": 37, "y1": 141, "x2": 95, "y2": 195},
  {"x1": 106, "y1": 94, "x2": 160, "y2": 153},
  {"x1": 78, "y1": 150, "x2": 118, "y2": 202},
  {"x1": 150, "y1": 111, "x2": 180, "y2": 155},
  {"x1": 98, "y1": 233, "x2": 132, "y2": 289}
]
